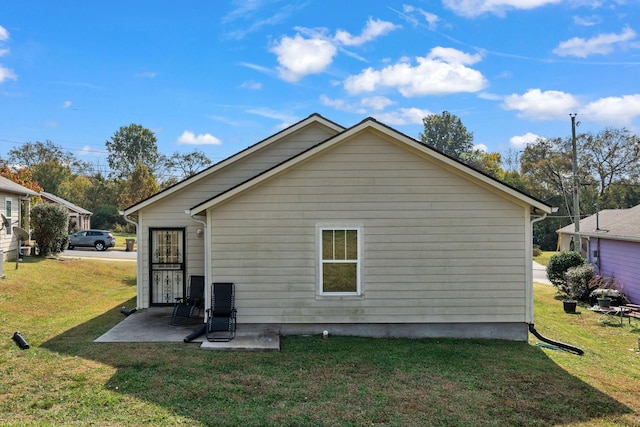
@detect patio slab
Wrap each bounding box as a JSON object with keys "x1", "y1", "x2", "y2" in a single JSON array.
[{"x1": 95, "y1": 307, "x2": 280, "y2": 351}]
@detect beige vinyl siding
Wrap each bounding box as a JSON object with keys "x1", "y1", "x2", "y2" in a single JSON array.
[
  {"x1": 209, "y1": 131, "x2": 528, "y2": 324},
  {"x1": 137, "y1": 123, "x2": 337, "y2": 307}
]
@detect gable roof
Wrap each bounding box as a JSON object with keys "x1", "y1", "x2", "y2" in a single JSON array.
[
  {"x1": 557, "y1": 204, "x2": 640, "y2": 242},
  {"x1": 122, "y1": 113, "x2": 345, "y2": 215},
  {"x1": 0, "y1": 176, "x2": 40, "y2": 197},
  {"x1": 41, "y1": 192, "x2": 92, "y2": 215},
  {"x1": 190, "y1": 116, "x2": 553, "y2": 215}
]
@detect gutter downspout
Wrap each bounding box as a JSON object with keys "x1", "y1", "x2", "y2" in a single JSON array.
[
  {"x1": 529, "y1": 210, "x2": 584, "y2": 356},
  {"x1": 185, "y1": 210, "x2": 209, "y2": 324},
  {"x1": 121, "y1": 211, "x2": 142, "y2": 310}
]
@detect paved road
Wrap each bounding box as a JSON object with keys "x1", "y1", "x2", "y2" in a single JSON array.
[
  {"x1": 59, "y1": 248, "x2": 137, "y2": 261},
  {"x1": 533, "y1": 261, "x2": 551, "y2": 285}
]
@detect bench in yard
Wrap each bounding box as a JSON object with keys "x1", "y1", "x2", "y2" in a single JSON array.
[{"x1": 622, "y1": 304, "x2": 640, "y2": 324}]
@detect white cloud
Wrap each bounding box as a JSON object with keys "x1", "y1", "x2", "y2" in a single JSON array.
[
  {"x1": 62, "y1": 100, "x2": 72, "y2": 109},
  {"x1": 240, "y1": 80, "x2": 262, "y2": 90},
  {"x1": 553, "y1": 26, "x2": 637, "y2": 58},
  {"x1": 271, "y1": 34, "x2": 337, "y2": 82},
  {"x1": 474, "y1": 143, "x2": 488, "y2": 152},
  {"x1": 509, "y1": 132, "x2": 543, "y2": 149},
  {"x1": 320, "y1": 94, "x2": 366, "y2": 114},
  {"x1": 502, "y1": 89, "x2": 579, "y2": 120},
  {"x1": 0, "y1": 25, "x2": 8, "y2": 41},
  {"x1": 334, "y1": 18, "x2": 400, "y2": 46},
  {"x1": 373, "y1": 108, "x2": 432, "y2": 125},
  {"x1": 573, "y1": 15, "x2": 601, "y2": 27},
  {"x1": 135, "y1": 71, "x2": 157, "y2": 78},
  {"x1": 582, "y1": 94, "x2": 640, "y2": 126},
  {"x1": 403, "y1": 5, "x2": 441, "y2": 30},
  {"x1": 361, "y1": 96, "x2": 395, "y2": 110},
  {"x1": 0, "y1": 64, "x2": 17, "y2": 83},
  {"x1": 344, "y1": 47, "x2": 486, "y2": 97},
  {"x1": 177, "y1": 130, "x2": 222, "y2": 145},
  {"x1": 443, "y1": 0, "x2": 562, "y2": 17}
]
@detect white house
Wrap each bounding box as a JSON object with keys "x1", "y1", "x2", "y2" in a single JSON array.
[
  {"x1": 122, "y1": 114, "x2": 553, "y2": 341},
  {"x1": 0, "y1": 176, "x2": 39, "y2": 261}
]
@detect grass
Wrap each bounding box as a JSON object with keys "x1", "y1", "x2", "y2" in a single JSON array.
[
  {"x1": 534, "y1": 250, "x2": 557, "y2": 267},
  {"x1": 1, "y1": 258, "x2": 640, "y2": 426}
]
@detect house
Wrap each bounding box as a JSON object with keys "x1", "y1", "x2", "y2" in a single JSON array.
[
  {"x1": 40, "y1": 192, "x2": 92, "y2": 232},
  {"x1": 557, "y1": 204, "x2": 640, "y2": 304},
  {"x1": 0, "y1": 175, "x2": 39, "y2": 261},
  {"x1": 122, "y1": 114, "x2": 553, "y2": 341}
]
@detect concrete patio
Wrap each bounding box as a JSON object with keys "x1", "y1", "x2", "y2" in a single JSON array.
[{"x1": 94, "y1": 307, "x2": 280, "y2": 351}]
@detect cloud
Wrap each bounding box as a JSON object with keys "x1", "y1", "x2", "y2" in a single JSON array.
[
  {"x1": 553, "y1": 26, "x2": 637, "y2": 58},
  {"x1": 135, "y1": 71, "x2": 157, "y2": 78},
  {"x1": 240, "y1": 80, "x2": 262, "y2": 90},
  {"x1": 360, "y1": 96, "x2": 395, "y2": 110},
  {"x1": 509, "y1": 132, "x2": 543, "y2": 149},
  {"x1": 474, "y1": 143, "x2": 488, "y2": 152},
  {"x1": 373, "y1": 108, "x2": 433, "y2": 125},
  {"x1": 582, "y1": 94, "x2": 640, "y2": 126},
  {"x1": 344, "y1": 47, "x2": 486, "y2": 97},
  {"x1": 62, "y1": 100, "x2": 72, "y2": 109},
  {"x1": 0, "y1": 64, "x2": 17, "y2": 83},
  {"x1": 0, "y1": 25, "x2": 8, "y2": 41},
  {"x1": 402, "y1": 5, "x2": 440, "y2": 30},
  {"x1": 320, "y1": 94, "x2": 366, "y2": 114},
  {"x1": 443, "y1": 0, "x2": 562, "y2": 17},
  {"x1": 271, "y1": 34, "x2": 337, "y2": 82},
  {"x1": 334, "y1": 18, "x2": 400, "y2": 46},
  {"x1": 502, "y1": 89, "x2": 579, "y2": 120},
  {"x1": 177, "y1": 130, "x2": 222, "y2": 145},
  {"x1": 573, "y1": 15, "x2": 601, "y2": 27}
]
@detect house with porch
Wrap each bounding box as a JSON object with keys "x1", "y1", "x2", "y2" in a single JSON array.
[
  {"x1": 0, "y1": 176, "x2": 39, "y2": 261},
  {"x1": 557, "y1": 204, "x2": 640, "y2": 304},
  {"x1": 40, "y1": 192, "x2": 92, "y2": 232},
  {"x1": 122, "y1": 114, "x2": 553, "y2": 341}
]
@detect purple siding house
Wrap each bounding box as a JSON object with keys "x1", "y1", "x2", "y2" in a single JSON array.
[{"x1": 557, "y1": 204, "x2": 640, "y2": 304}]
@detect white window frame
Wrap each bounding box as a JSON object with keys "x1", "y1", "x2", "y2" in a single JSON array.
[
  {"x1": 5, "y1": 197, "x2": 12, "y2": 235},
  {"x1": 318, "y1": 225, "x2": 362, "y2": 296}
]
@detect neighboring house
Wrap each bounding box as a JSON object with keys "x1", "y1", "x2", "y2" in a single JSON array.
[
  {"x1": 122, "y1": 114, "x2": 553, "y2": 341},
  {"x1": 0, "y1": 176, "x2": 39, "y2": 261},
  {"x1": 557, "y1": 204, "x2": 640, "y2": 304},
  {"x1": 40, "y1": 192, "x2": 92, "y2": 232}
]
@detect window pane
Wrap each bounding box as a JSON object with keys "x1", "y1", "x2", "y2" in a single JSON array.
[
  {"x1": 322, "y1": 230, "x2": 333, "y2": 260},
  {"x1": 334, "y1": 230, "x2": 346, "y2": 259},
  {"x1": 346, "y1": 229, "x2": 357, "y2": 260},
  {"x1": 323, "y1": 263, "x2": 357, "y2": 293}
]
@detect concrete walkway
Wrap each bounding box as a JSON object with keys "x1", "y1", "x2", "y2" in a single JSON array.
[
  {"x1": 533, "y1": 261, "x2": 552, "y2": 285},
  {"x1": 95, "y1": 307, "x2": 280, "y2": 351}
]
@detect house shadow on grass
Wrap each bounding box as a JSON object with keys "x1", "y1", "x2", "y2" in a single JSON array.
[{"x1": 42, "y1": 307, "x2": 633, "y2": 426}]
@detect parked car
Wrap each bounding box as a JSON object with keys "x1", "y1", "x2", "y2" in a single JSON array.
[{"x1": 68, "y1": 230, "x2": 116, "y2": 251}]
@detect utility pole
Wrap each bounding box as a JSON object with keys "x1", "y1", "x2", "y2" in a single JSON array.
[{"x1": 570, "y1": 113, "x2": 580, "y2": 253}]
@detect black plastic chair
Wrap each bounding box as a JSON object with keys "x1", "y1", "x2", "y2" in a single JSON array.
[
  {"x1": 206, "y1": 282, "x2": 237, "y2": 342},
  {"x1": 171, "y1": 275, "x2": 205, "y2": 325}
]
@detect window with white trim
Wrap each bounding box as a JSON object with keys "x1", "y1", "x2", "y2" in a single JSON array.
[
  {"x1": 5, "y1": 198, "x2": 12, "y2": 235},
  {"x1": 319, "y1": 227, "x2": 360, "y2": 295}
]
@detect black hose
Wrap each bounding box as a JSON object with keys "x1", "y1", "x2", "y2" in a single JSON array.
[
  {"x1": 120, "y1": 307, "x2": 137, "y2": 316},
  {"x1": 184, "y1": 324, "x2": 207, "y2": 343},
  {"x1": 528, "y1": 324, "x2": 584, "y2": 355},
  {"x1": 12, "y1": 331, "x2": 30, "y2": 349}
]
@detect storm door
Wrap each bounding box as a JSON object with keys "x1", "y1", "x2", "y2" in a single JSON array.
[{"x1": 149, "y1": 228, "x2": 185, "y2": 305}]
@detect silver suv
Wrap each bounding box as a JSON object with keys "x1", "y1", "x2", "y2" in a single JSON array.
[{"x1": 68, "y1": 230, "x2": 116, "y2": 251}]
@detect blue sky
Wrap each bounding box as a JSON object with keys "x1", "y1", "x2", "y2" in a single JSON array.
[{"x1": 1, "y1": 1, "x2": 639, "y2": 174}]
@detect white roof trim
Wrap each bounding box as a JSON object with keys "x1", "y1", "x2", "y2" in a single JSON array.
[
  {"x1": 190, "y1": 118, "x2": 552, "y2": 215},
  {"x1": 122, "y1": 113, "x2": 345, "y2": 215}
]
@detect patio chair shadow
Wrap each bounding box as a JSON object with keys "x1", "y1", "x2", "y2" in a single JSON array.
[{"x1": 41, "y1": 304, "x2": 633, "y2": 426}]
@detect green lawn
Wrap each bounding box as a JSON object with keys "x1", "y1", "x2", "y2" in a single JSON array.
[
  {"x1": 533, "y1": 250, "x2": 557, "y2": 267},
  {"x1": 1, "y1": 258, "x2": 639, "y2": 426}
]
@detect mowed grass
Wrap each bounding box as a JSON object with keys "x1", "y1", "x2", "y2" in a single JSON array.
[{"x1": 1, "y1": 258, "x2": 640, "y2": 426}]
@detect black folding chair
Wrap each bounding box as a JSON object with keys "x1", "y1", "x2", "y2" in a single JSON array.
[
  {"x1": 206, "y1": 282, "x2": 237, "y2": 342},
  {"x1": 171, "y1": 275, "x2": 205, "y2": 325}
]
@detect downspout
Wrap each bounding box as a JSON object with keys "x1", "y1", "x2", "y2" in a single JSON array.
[
  {"x1": 185, "y1": 210, "x2": 209, "y2": 323},
  {"x1": 528, "y1": 210, "x2": 584, "y2": 356},
  {"x1": 121, "y1": 211, "x2": 142, "y2": 310}
]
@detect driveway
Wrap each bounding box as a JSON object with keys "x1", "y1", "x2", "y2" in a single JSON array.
[{"x1": 533, "y1": 261, "x2": 551, "y2": 285}]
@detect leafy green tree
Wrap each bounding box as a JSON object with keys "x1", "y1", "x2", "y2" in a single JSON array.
[
  {"x1": 163, "y1": 149, "x2": 212, "y2": 180},
  {"x1": 31, "y1": 161, "x2": 73, "y2": 194},
  {"x1": 419, "y1": 111, "x2": 474, "y2": 160},
  {"x1": 30, "y1": 203, "x2": 69, "y2": 256},
  {"x1": 119, "y1": 161, "x2": 159, "y2": 209},
  {"x1": 105, "y1": 124, "x2": 159, "y2": 180}
]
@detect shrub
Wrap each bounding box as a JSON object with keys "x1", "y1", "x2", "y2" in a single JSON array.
[
  {"x1": 30, "y1": 203, "x2": 69, "y2": 256},
  {"x1": 546, "y1": 251, "x2": 585, "y2": 293},
  {"x1": 564, "y1": 264, "x2": 595, "y2": 301},
  {"x1": 532, "y1": 246, "x2": 542, "y2": 257}
]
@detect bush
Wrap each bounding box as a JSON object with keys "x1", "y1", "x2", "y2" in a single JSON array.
[
  {"x1": 31, "y1": 203, "x2": 69, "y2": 256},
  {"x1": 546, "y1": 251, "x2": 585, "y2": 293},
  {"x1": 532, "y1": 245, "x2": 542, "y2": 257},
  {"x1": 564, "y1": 264, "x2": 595, "y2": 301}
]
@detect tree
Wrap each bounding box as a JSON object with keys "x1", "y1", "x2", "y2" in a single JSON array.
[
  {"x1": 30, "y1": 203, "x2": 69, "y2": 256},
  {"x1": 31, "y1": 161, "x2": 73, "y2": 194},
  {"x1": 0, "y1": 165, "x2": 43, "y2": 193},
  {"x1": 419, "y1": 111, "x2": 474, "y2": 160},
  {"x1": 105, "y1": 124, "x2": 159, "y2": 180},
  {"x1": 119, "y1": 161, "x2": 159, "y2": 209},
  {"x1": 7, "y1": 140, "x2": 89, "y2": 175},
  {"x1": 163, "y1": 149, "x2": 212, "y2": 180}
]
